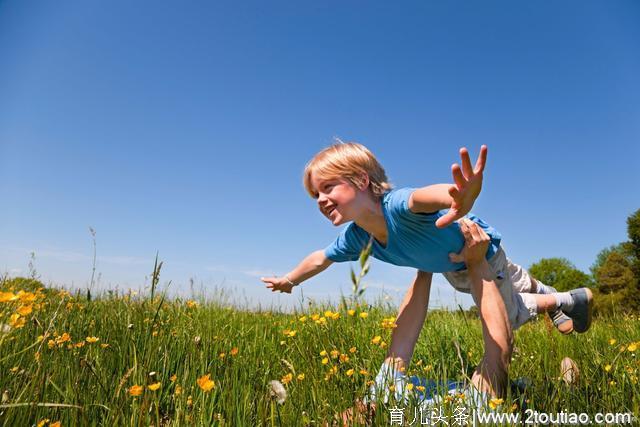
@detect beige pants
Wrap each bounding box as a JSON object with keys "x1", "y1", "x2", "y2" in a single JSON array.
[{"x1": 442, "y1": 247, "x2": 538, "y2": 330}]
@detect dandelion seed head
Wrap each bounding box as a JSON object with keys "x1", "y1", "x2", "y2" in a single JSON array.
[{"x1": 268, "y1": 380, "x2": 287, "y2": 404}]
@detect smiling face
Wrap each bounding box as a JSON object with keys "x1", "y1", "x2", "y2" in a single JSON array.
[{"x1": 309, "y1": 173, "x2": 368, "y2": 226}]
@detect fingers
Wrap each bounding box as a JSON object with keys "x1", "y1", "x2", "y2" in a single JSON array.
[
  {"x1": 459, "y1": 147, "x2": 473, "y2": 178},
  {"x1": 448, "y1": 185, "x2": 460, "y2": 200},
  {"x1": 435, "y1": 209, "x2": 459, "y2": 228},
  {"x1": 474, "y1": 145, "x2": 488, "y2": 174},
  {"x1": 449, "y1": 251, "x2": 465, "y2": 263},
  {"x1": 451, "y1": 164, "x2": 466, "y2": 189}
]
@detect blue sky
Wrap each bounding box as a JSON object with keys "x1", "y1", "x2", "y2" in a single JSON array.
[{"x1": 1, "y1": 0, "x2": 639, "y2": 310}]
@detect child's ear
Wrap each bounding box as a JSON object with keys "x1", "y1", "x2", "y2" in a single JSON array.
[{"x1": 357, "y1": 174, "x2": 370, "y2": 191}]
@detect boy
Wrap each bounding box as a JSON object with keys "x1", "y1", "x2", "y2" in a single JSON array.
[{"x1": 261, "y1": 142, "x2": 592, "y2": 399}]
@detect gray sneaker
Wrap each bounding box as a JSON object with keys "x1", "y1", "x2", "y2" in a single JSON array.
[
  {"x1": 560, "y1": 288, "x2": 593, "y2": 333},
  {"x1": 547, "y1": 286, "x2": 573, "y2": 335}
]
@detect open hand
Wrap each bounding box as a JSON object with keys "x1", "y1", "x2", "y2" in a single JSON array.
[
  {"x1": 260, "y1": 276, "x2": 295, "y2": 294},
  {"x1": 435, "y1": 145, "x2": 488, "y2": 228}
]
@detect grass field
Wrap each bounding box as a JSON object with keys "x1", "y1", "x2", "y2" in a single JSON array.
[{"x1": 1, "y1": 275, "x2": 639, "y2": 426}]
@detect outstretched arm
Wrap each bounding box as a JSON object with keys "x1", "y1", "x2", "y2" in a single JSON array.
[
  {"x1": 261, "y1": 250, "x2": 333, "y2": 294},
  {"x1": 458, "y1": 219, "x2": 513, "y2": 397},
  {"x1": 384, "y1": 270, "x2": 432, "y2": 371},
  {"x1": 409, "y1": 145, "x2": 488, "y2": 228}
]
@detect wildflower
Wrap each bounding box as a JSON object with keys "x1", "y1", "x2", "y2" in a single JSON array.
[
  {"x1": 281, "y1": 373, "x2": 293, "y2": 385},
  {"x1": 219, "y1": 352, "x2": 226, "y2": 359},
  {"x1": 187, "y1": 395, "x2": 193, "y2": 406},
  {"x1": 346, "y1": 369, "x2": 354, "y2": 377},
  {"x1": 268, "y1": 380, "x2": 287, "y2": 404},
  {"x1": 170, "y1": 374, "x2": 177, "y2": 382},
  {"x1": 36, "y1": 419, "x2": 50, "y2": 427},
  {"x1": 359, "y1": 312, "x2": 368, "y2": 319},
  {"x1": 609, "y1": 380, "x2": 616, "y2": 386},
  {"x1": 311, "y1": 314, "x2": 320, "y2": 321},
  {"x1": 489, "y1": 398, "x2": 504, "y2": 410},
  {"x1": 609, "y1": 339, "x2": 617, "y2": 346},
  {"x1": 349, "y1": 346, "x2": 357, "y2": 354},
  {"x1": 380, "y1": 341, "x2": 387, "y2": 349},
  {"x1": 74, "y1": 342, "x2": 85, "y2": 348},
  {"x1": 604, "y1": 364, "x2": 612, "y2": 372},
  {"x1": 186, "y1": 300, "x2": 198, "y2": 308},
  {"x1": 416, "y1": 385, "x2": 426, "y2": 392},
  {"x1": 321, "y1": 357, "x2": 329, "y2": 365},
  {"x1": 287, "y1": 330, "x2": 296, "y2": 338},
  {"x1": 100, "y1": 343, "x2": 110, "y2": 348},
  {"x1": 297, "y1": 373, "x2": 305, "y2": 381},
  {"x1": 50, "y1": 422, "x2": 61, "y2": 427},
  {"x1": 129, "y1": 385, "x2": 144, "y2": 396},
  {"x1": 628, "y1": 343, "x2": 638, "y2": 352},
  {"x1": 347, "y1": 309, "x2": 356, "y2": 316},
  {"x1": 339, "y1": 354, "x2": 349, "y2": 363},
  {"x1": 0, "y1": 292, "x2": 18, "y2": 302},
  {"x1": 9, "y1": 314, "x2": 25, "y2": 329},
  {"x1": 330, "y1": 349, "x2": 339, "y2": 359},
  {"x1": 17, "y1": 291, "x2": 37, "y2": 303},
  {"x1": 10, "y1": 366, "x2": 19, "y2": 373},
  {"x1": 371, "y1": 336, "x2": 382, "y2": 345},
  {"x1": 330, "y1": 312, "x2": 340, "y2": 320},
  {"x1": 17, "y1": 305, "x2": 32, "y2": 316},
  {"x1": 148, "y1": 382, "x2": 161, "y2": 391},
  {"x1": 388, "y1": 385, "x2": 395, "y2": 393},
  {"x1": 330, "y1": 366, "x2": 338, "y2": 374},
  {"x1": 34, "y1": 351, "x2": 40, "y2": 362},
  {"x1": 359, "y1": 369, "x2": 369, "y2": 376},
  {"x1": 230, "y1": 347, "x2": 239, "y2": 356},
  {"x1": 47, "y1": 340, "x2": 56, "y2": 349},
  {"x1": 197, "y1": 374, "x2": 215, "y2": 392},
  {"x1": 56, "y1": 333, "x2": 71, "y2": 345},
  {"x1": 381, "y1": 317, "x2": 396, "y2": 329},
  {"x1": 324, "y1": 310, "x2": 334, "y2": 318},
  {"x1": 298, "y1": 316, "x2": 307, "y2": 323},
  {"x1": 86, "y1": 336, "x2": 99, "y2": 343},
  {"x1": 279, "y1": 340, "x2": 286, "y2": 345},
  {"x1": 174, "y1": 385, "x2": 183, "y2": 396}
]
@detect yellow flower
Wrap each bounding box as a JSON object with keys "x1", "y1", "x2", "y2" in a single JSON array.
[
  {"x1": 281, "y1": 373, "x2": 293, "y2": 384},
  {"x1": 359, "y1": 369, "x2": 369, "y2": 376},
  {"x1": 230, "y1": 347, "x2": 239, "y2": 356},
  {"x1": 47, "y1": 340, "x2": 56, "y2": 349},
  {"x1": 321, "y1": 357, "x2": 329, "y2": 365},
  {"x1": 170, "y1": 374, "x2": 177, "y2": 382},
  {"x1": 36, "y1": 419, "x2": 50, "y2": 427},
  {"x1": 628, "y1": 343, "x2": 638, "y2": 352},
  {"x1": 17, "y1": 305, "x2": 32, "y2": 316},
  {"x1": 324, "y1": 310, "x2": 334, "y2": 318},
  {"x1": 56, "y1": 333, "x2": 71, "y2": 344},
  {"x1": 50, "y1": 422, "x2": 61, "y2": 427},
  {"x1": 298, "y1": 316, "x2": 307, "y2": 322},
  {"x1": 489, "y1": 398, "x2": 504, "y2": 410},
  {"x1": 346, "y1": 369, "x2": 354, "y2": 376},
  {"x1": 330, "y1": 312, "x2": 340, "y2": 320},
  {"x1": 219, "y1": 352, "x2": 226, "y2": 359},
  {"x1": 148, "y1": 382, "x2": 161, "y2": 391},
  {"x1": 0, "y1": 292, "x2": 18, "y2": 302},
  {"x1": 416, "y1": 385, "x2": 426, "y2": 392},
  {"x1": 129, "y1": 385, "x2": 144, "y2": 396},
  {"x1": 406, "y1": 383, "x2": 414, "y2": 391},
  {"x1": 609, "y1": 339, "x2": 617, "y2": 346},
  {"x1": 359, "y1": 312, "x2": 368, "y2": 319},
  {"x1": 371, "y1": 336, "x2": 382, "y2": 345},
  {"x1": 174, "y1": 385, "x2": 183, "y2": 396},
  {"x1": 100, "y1": 343, "x2": 110, "y2": 348},
  {"x1": 347, "y1": 309, "x2": 356, "y2": 316},
  {"x1": 609, "y1": 380, "x2": 616, "y2": 386},
  {"x1": 186, "y1": 300, "x2": 198, "y2": 308},
  {"x1": 85, "y1": 336, "x2": 99, "y2": 343},
  {"x1": 197, "y1": 374, "x2": 215, "y2": 392},
  {"x1": 330, "y1": 350, "x2": 339, "y2": 359},
  {"x1": 10, "y1": 366, "x2": 19, "y2": 373},
  {"x1": 349, "y1": 346, "x2": 357, "y2": 353},
  {"x1": 319, "y1": 350, "x2": 328, "y2": 357},
  {"x1": 380, "y1": 341, "x2": 387, "y2": 349},
  {"x1": 74, "y1": 342, "x2": 85, "y2": 348},
  {"x1": 9, "y1": 314, "x2": 25, "y2": 328},
  {"x1": 297, "y1": 373, "x2": 305, "y2": 381},
  {"x1": 287, "y1": 330, "x2": 297, "y2": 338},
  {"x1": 311, "y1": 314, "x2": 320, "y2": 321},
  {"x1": 17, "y1": 291, "x2": 37, "y2": 303},
  {"x1": 388, "y1": 385, "x2": 395, "y2": 393},
  {"x1": 339, "y1": 354, "x2": 349, "y2": 363},
  {"x1": 604, "y1": 364, "x2": 612, "y2": 372}
]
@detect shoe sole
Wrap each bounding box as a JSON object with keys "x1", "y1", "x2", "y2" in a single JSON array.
[{"x1": 571, "y1": 288, "x2": 593, "y2": 333}]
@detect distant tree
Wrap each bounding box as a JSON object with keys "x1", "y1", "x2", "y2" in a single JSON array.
[
  {"x1": 590, "y1": 242, "x2": 635, "y2": 278},
  {"x1": 528, "y1": 257, "x2": 593, "y2": 292},
  {"x1": 627, "y1": 208, "x2": 640, "y2": 277},
  {"x1": 594, "y1": 251, "x2": 639, "y2": 313}
]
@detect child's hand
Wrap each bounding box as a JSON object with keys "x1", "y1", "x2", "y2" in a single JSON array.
[
  {"x1": 436, "y1": 145, "x2": 488, "y2": 228},
  {"x1": 260, "y1": 276, "x2": 295, "y2": 294},
  {"x1": 450, "y1": 218, "x2": 490, "y2": 266}
]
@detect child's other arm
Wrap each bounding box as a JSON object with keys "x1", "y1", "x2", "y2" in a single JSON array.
[
  {"x1": 261, "y1": 250, "x2": 332, "y2": 294},
  {"x1": 409, "y1": 145, "x2": 487, "y2": 228}
]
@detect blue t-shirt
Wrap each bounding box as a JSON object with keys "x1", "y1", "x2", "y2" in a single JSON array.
[{"x1": 324, "y1": 187, "x2": 501, "y2": 273}]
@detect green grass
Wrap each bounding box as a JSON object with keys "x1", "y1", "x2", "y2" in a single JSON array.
[{"x1": 1, "y1": 279, "x2": 639, "y2": 426}]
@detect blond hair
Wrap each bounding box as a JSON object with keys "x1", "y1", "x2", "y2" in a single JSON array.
[{"x1": 303, "y1": 140, "x2": 393, "y2": 199}]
